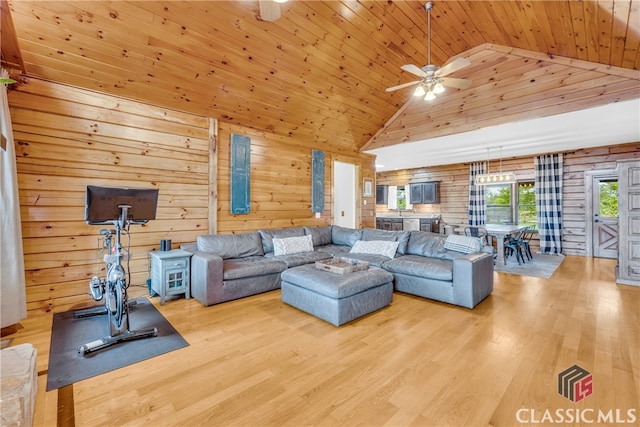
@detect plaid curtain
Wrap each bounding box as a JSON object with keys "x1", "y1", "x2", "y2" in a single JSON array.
[
  {"x1": 535, "y1": 153, "x2": 563, "y2": 254},
  {"x1": 468, "y1": 162, "x2": 486, "y2": 226}
]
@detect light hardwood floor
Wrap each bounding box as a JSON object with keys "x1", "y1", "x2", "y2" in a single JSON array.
[{"x1": 6, "y1": 256, "x2": 640, "y2": 427}]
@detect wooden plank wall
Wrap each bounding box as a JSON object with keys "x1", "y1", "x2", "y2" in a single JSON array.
[
  {"x1": 9, "y1": 79, "x2": 211, "y2": 314},
  {"x1": 376, "y1": 142, "x2": 640, "y2": 256},
  {"x1": 216, "y1": 123, "x2": 376, "y2": 234},
  {"x1": 8, "y1": 78, "x2": 376, "y2": 314}
]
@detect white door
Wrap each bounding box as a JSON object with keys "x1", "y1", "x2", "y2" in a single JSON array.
[
  {"x1": 333, "y1": 161, "x2": 356, "y2": 228},
  {"x1": 589, "y1": 172, "x2": 619, "y2": 258}
]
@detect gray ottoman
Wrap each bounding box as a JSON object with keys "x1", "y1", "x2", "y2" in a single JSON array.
[{"x1": 281, "y1": 264, "x2": 394, "y2": 326}]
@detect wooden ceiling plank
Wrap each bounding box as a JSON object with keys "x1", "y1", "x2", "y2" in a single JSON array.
[
  {"x1": 620, "y1": 0, "x2": 640, "y2": 70},
  {"x1": 545, "y1": 1, "x2": 577, "y2": 58},
  {"x1": 609, "y1": 0, "x2": 632, "y2": 67},
  {"x1": 336, "y1": 1, "x2": 429, "y2": 65},
  {"x1": 568, "y1": 0, "x2": 590, "y2": 62},
  {"x1": 440, "y1": 1, "x2": 489, "y2": 50},
  {"x1": 596, "y1": 1, "x2": 615, "y2": 66},
  {"x1": 581, "y1": 0, "x2": 601, "y2": 63},
  {"x1": 505, "y1": 1, "x2": 547, "y2": 55},
  {"x1": 501, "y1": 1, "x2": 546, "y2": 53}
]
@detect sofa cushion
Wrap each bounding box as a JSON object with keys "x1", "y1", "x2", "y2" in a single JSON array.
[
  {"x1": 383, "y1": 255, "x2": 454, "y2": 282},
  {"x1": 266, "y1": 251, "x2": 332, "y2": 268},
  {"x1": 222, "y1": 256, "x2": 287, "y2": 280},
  {"x1": 273, "y1": 235, "x2": 314, "y2": 256},
  {"x1": 259, "y1": 227, "x2": 306, "y2": 253},
  {"x1": 362, "y1": 228, "x2": 410, "y2": 255},
  {"x1": 406, "y1": 231, "x2": 449, "y2": 259},
  {"x1": 304, "y1": 226, "x2": 333, "y2": 247},
  {"x1": 443, "y1": 234, "x2": 483, "y2": 254},
  {"x1": 197, "y1": 232, "x2": 264, "y2": 259},
  {"x1": 331, "y1": 226, "x2": 362, "y2": 247},
  {"x1": 314, "y1": 244, "x2": 351, "y2": 257},
  {"x1": 350, "y1": 240, "x2": 399, "y2": 259}
]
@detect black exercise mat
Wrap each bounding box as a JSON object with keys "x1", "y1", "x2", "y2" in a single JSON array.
[{"x1": 46, "y1": 297, "x2": 188, "y2": 391}]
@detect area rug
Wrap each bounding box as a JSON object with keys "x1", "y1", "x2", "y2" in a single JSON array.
[
  {"x1": 494, "y1": 253, "x2": 565, "y2": 279},
  {"x1": 46, "y1": 297, "x2": 188, "y2": 391}
]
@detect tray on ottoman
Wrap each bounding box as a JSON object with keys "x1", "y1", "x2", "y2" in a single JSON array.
[{"x1": 315, "y1": 257, "x2": 369, "y2": 274}]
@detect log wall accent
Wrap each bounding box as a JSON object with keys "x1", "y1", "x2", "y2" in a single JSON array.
[
  {"x1": 377, "y1": 142, "x2": 640, "y2": 256},
  {"x1": 8, "y1": 78, "x2": 375, "y2": 314}
]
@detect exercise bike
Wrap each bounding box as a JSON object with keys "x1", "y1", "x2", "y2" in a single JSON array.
[
  {"x1": 73, "y1": 228, "x2": 115, "y2": 319},
  {"x1": 77, "y1": 204, "x2": 157, "y2": 355}
]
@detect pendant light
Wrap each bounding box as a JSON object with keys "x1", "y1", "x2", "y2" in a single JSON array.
[{"x1": 475, "y1": 147, "x2": 517, "y2": 185}]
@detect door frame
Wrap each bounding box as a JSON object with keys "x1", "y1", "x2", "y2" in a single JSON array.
[{"x1": 585, "y1": 169, "x2": 617, "y2": 257}]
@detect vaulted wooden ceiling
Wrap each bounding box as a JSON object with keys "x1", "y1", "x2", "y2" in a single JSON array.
[{"x1": 2, "y1": 0, "x2": 639, "y2": 157}]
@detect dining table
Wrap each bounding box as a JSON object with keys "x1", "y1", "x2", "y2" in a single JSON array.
[{"x1": 455, "y1": 224, "x2": 528, "y2": 265}]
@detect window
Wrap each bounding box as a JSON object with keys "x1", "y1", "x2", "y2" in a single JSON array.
[
  {"x1": 518, "y1": 182, "x2": 536, "y2": 226},
  {"x1": 598, "y1": 179, "x2": 618, "y2": 218},
  {"x1": 387, "y1": 186, "x2": 413, "y2": 210},
  {"x1": 486, "y1": 181, "x2": 537, "y2": 225},
  {"x1": 486, "y1": 184, "x2": 512, "y2": 224}
]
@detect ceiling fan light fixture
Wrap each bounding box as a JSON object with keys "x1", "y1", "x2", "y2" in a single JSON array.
[
  {"x1": 413, "y1": 85, "x2": 426, "y2": 97},
  {"x1": 433, "y1": 82, "x2": 445, "y2": 94},
  {"x1": 273, "y1": 0, "x2": 288, "y2": 3},
  {"x1": 424, "y1": 90, "x2": 436, "y2": 101}
]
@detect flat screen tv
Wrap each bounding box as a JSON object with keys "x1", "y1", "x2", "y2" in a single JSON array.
[{"x1": 85, "y1": 185, "x2": 159, "y2": 224}]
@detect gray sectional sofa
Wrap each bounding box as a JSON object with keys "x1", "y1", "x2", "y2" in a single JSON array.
[{"x1": 181, "y1": 225, "x2": 494, "y2": 309}]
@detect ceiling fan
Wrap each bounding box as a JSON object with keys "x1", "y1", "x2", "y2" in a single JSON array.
[
  {"x1": 258, "y1": 0, "x2": 287, "y2": 22},
  {"x1": 386, "y1": 1, "x2": 471, "y2": 101}
]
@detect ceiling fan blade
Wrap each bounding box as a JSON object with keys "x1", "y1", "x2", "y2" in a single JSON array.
[
  {"x1": 259, "y1": 0, "x2": 281, "y2": 21},
  {"x1": 386, "y1": 80, "x2": 421, "y2": 92},
  {"x1": 436, "y1": 57, "x2": 471, "y2": 77},
  {"x1": 440, "y1": 77, "x2": 472, "y2": 90},
  {"x1": 401, "y1": 64, "x2": 427, "y2": 78}
]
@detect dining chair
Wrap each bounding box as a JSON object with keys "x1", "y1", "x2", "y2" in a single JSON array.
[
  {"x1": 503, "y1": 228, "x2": 525, "y2": 265},
  {"x1": 516, "y1": 226, "x2": 535, "y2": 261}
]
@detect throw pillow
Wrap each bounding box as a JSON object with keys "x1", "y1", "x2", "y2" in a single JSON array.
[
  {"x1": 273, "y1": 234, "x2": 314, "y2": 256},
  {"x1": 349, "y1": 240, "x2": 399, "y2": 259},
  {"x1": 258, "y1": 227, "x2": 305, "y2": 253},
  {"x1": 443, "y1": 234, "x2": 483, "y2": 254}
]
